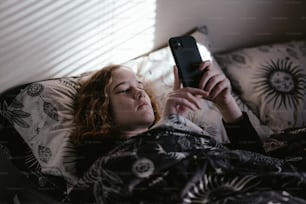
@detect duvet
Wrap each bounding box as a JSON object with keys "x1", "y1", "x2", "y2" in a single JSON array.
[{"x1": 69, "y1": 116, "x2": 306, "y2": 204}]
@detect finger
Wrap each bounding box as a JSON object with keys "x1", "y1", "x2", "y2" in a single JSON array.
[
  {"x1": 199, "y1": 70, "x2": 219, "y2": 91},
  {"x1": 208, "y1": 80, "x2": 230, "y2": 99},
  {"x1": 168, "y1": 90, "x2": 203, "y2": 109},
  {"x1": 168, "y1": 87, "x2": 207, "y2": 99},
  {"x1": 198, "y1": 60, "x2": 211, "y2": 71},
  {"x1": 168, "y1": 96, "x2": 199, "y2": 111},
  {"x1": 204, "y1": 73, "x2": 225, "y2": 94},
  {"x1": 173, "y1": 65, "x2": 181, "y2": 90}
]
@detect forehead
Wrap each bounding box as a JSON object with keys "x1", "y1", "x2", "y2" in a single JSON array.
[{"x1": 111, "y1": 68, "x2": 138, "y2": 81}]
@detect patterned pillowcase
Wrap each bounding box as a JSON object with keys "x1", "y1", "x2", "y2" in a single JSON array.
[
  {"x1": 0, "y1": 77, "x2": 81, "y2": 186},
  {"x1": 0, "y1": 83, "x2": 33, "y2": 171},
  {"x1": 215, "y1": 40, "x2": 306, "y2": 132},
  {"x1": 124, "y1": 27, "x2": 273, "y2": 143}
]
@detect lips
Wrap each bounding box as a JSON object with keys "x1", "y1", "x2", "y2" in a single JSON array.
[{"x1": 137, "y1": 102, "x2": 149, "y2": 110}]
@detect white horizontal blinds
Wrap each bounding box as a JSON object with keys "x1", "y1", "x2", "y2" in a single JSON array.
[
  {"x1": 0, "y1": 0, "x2": 156, "y2": 92},
  {"x1": 105, "y1": 0, "x2": 156, "y2": 62}
]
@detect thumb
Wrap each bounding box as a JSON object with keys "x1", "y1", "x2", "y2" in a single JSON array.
[{"x1": 173, "y1": 65, "x2": 181, "y2": 90}]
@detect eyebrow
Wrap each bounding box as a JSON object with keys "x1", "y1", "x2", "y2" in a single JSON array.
[
  {"x1": 112, "y1": 80, "x2": 143, "y2": 91},
  {"x1": 113, "y1": 81, "x2": 127, "y2": 91}
]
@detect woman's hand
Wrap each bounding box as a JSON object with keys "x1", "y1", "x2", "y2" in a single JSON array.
[
  {"x1": 197, "y1": 61, "x2": 232, "y2": 106},
  {"x1": 197, "y1": 61, "x2": 243, "y2": 122},
  {"x1": 164, "y1": 62, "x2": 243, "y2": 123},
  {"x1": 163, "y1": 66, "x2": 206, "y2": 118}
]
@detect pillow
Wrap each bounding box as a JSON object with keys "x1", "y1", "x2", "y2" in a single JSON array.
[
  {"x1": 215, "y1": 40, "x2": 306, "y2": 132},
  {"x1": 0, "y1": 77, "x2": 81, "y2": 185},
  {"x1": 0, "y1": 83, "x2": 70, "y2": 197},
  {"x1": 0, "y1": 83, "x2": 36, "y2": 171},
  {"x1": 124, "y1": 26, "x2": 273, "y2": 143}
]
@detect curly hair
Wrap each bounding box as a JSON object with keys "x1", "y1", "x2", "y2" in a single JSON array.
[{"x1": 71, "y1": 65, "x2": 160, "y2": 145}]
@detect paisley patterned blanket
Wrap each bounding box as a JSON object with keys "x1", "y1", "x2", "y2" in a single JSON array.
[{"x1": 69, "y1": 115, "x2": 306, "y2": 204}]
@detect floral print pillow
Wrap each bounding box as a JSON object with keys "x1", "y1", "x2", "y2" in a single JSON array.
[
  {"x1": 215, "y1": 40, "x2": 306, "y2": 132},
  {"x1": 1, "y1": 77, "x2": 81, "y2": 185}
]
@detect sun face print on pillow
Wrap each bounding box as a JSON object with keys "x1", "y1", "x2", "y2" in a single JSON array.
[{"x1": 215, "y1": 40, "x2": 306, "y2": 131}]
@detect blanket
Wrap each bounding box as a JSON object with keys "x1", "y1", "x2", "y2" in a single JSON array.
[{"x1": 69, "y1": 115, "x2": 306, "y2": 204}]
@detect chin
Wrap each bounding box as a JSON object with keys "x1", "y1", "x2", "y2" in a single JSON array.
[{"x1": 142, "y1": 113, "x2": 155, "y2": 125}]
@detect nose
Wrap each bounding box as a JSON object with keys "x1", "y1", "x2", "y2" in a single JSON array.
[{"x1": 134, "y1": 89, "x2": 144, "y2": 99}]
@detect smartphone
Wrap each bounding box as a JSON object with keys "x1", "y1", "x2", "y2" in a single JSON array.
[{"x1": 169, "y1": 36, "x2": 203, "y2": 87}]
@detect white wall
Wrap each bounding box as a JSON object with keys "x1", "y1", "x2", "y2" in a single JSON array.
[{"x1": 155, "y1": 0, "x2": 306, "y2": 52}]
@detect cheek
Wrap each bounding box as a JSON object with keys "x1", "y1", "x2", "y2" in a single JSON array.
[
  {"x1": 146, "y1": 95, "x2": 154, "y2": 109},
  {"x1": 110, "y1": 96, "x2": 130, "y2": 114}
]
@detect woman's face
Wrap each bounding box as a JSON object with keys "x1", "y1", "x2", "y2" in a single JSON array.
[{"x1": 108, "y1": 68, "x2": 155, "y2": 137}]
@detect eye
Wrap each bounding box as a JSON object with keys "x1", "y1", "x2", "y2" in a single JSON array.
[
  {"x1": 137, "y1": 81, "x2": 145, "y2": 89},
  {"x1": 137, "y1": 86, "x2": 145, "y2": 90},
  {"x1": 117, "y1": 88, "x2": 130, "y2": 94}
]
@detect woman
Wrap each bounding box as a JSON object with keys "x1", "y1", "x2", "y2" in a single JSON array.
[{"x1": 69, "y1": 62, "x2": 305, "y2": 203}]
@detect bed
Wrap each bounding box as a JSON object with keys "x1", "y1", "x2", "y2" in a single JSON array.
[{"x1": 1, "y1": 26, "x2": 306, "y2": 203}]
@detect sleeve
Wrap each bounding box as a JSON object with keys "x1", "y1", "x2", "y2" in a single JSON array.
[{"x1": 223, "y1": 112, "x2": 265, "y2": 154}]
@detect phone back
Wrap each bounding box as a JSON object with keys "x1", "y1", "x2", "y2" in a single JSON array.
[{"x1": 169, "y1": 36, "x2": 202, "y2": 87}]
